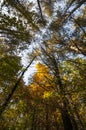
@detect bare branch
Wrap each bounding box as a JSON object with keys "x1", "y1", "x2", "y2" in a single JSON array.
[{"x1": 37, "y1": 0, "x2": 44, "y2": 21}]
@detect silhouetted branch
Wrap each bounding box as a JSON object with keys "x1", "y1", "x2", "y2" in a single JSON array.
[
  {"x1": 62, "y1": 0, "x2": 86, "y2": 24},
  {"x1": 37, "y1": 0, "x2": 44, "y2": 21}
]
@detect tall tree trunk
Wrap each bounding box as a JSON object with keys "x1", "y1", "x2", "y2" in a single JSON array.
[
  {"x1": 45, "y1": 104, "x2": 50, "y2": 130},
  {"x1": 64, "y1": 99, "x2": 78, "y2": 130},
  {"x1": 61, "y1": 108, "x2": 73, "y2": 130},
  {"x1": 52, "y1": 58, "x2": 74, "y2": 130},
  {"x1": 41, "y1": 47, "x2": 78, "y2": 130},
  {"x1": 0, "y1": 56, "x2": 36, "y2": 117}
]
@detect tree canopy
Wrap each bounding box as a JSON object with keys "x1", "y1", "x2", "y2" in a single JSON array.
[{"x1": 0, "y1": 0, "x2": 86, "y2": 130}]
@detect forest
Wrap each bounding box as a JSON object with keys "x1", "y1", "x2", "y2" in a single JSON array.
[{"x1": 0, "y1": 0, "x2": 86, "y2": 130}]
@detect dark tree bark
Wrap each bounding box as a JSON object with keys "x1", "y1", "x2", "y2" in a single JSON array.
[
  {"x1": 45, "y1": 104, "x2": 50, "y2": 130},
  {"x1": 61, "y1": 108, "x2": 73, "y2": 130}
]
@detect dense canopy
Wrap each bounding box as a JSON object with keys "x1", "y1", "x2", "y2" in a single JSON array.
[{"x1": 0, "y1": 0, "x2": 86, "y2": 130}]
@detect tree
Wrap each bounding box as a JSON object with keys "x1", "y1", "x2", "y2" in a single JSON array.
[
  {"x1": 0, "y1": 0, "x2": 86, "y2": 129},
  {"x1": 0, "y1": 38, "x2": 22, "y2": 107},
  {"x1": 27, "y1": 57, "x2": 86, "y2": 130}
]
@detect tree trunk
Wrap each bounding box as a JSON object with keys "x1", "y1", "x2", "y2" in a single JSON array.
[
  {"x1": 45, "y1": 104, "x2": 50, "y2": 130},
  {"x1": 61, "y1": 108, "x2": 73, "y2": 130},
  {"x1": 52, "y1": 59, "x2": 73, "y2": 130}
]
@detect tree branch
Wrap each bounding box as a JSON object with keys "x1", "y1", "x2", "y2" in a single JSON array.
[
  {"x1": 37, "y1": 0, "x2": 44, "y2": 21},
  {"x1": 62, "y1": 0, "x2": 86, "y2": 24}
]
